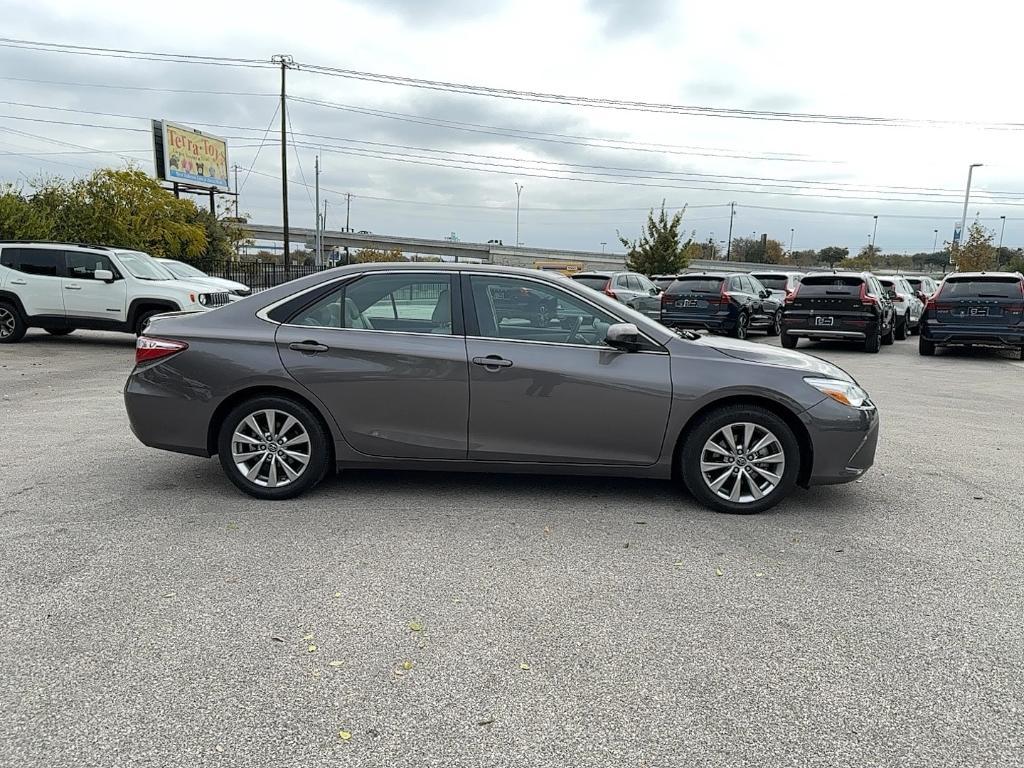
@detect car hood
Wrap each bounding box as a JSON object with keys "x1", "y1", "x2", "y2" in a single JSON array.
[
  {"x1": 170, "y1": 278, "x2": 232, "y2": 295},
  {"x1": 695, "y1": 334, "x2": 853, "y2": 381}
]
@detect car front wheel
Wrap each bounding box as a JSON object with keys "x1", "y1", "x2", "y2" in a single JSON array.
[
  {"x1": 0, "y1": 302, "x2": 26, "y2": 344},
  {"x1": 730, "y1": 312, "x2": 749, "y2": 340},
  {"x1": 217, "y1": 396, "x2": 332, "y2": 500},
  {"x1": 766, "y1": 311, "x2": 782, "y2": 336},
  {"x1": 680, "y1": 406, "x2": 800, "y2": 514}
]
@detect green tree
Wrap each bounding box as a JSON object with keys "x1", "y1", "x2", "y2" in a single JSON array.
[
  {"x1": 620, "y1": 202, "x2": 690, "y2": 275},
  {"x1": 787, "y1": 249, "x2": 818, "y2": 267},
  {"x1": 817, "y1": 246, "x2": 849, "y2": 267},
  {"x1": 0, "y1": 184, "x2": 52, "y2": 240},
  {"x1": 727, "y1": 237, "x2": 759, "y2": 262},
  {"x1": 952, "y1": 222, "x2": 996, "y2": 272},
  {"x1": 353, "y1": 247, "x2": 407, "y2": 263}
]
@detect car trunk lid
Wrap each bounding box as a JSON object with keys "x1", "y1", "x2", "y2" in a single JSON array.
[
  {"x1": 929, "y1": 276, "x2": 1024, "y2": 326},
  {"x1": 662, "y1": 276, "x2": 726, "y2": 315}
]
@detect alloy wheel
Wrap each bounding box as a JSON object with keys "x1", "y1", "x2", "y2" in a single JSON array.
[
  {"x1": 231, "y1": 409, "x2": 312, "y2": 488},
  {"x1": 0, "y1": 307, "x2": 15, "y2": 339},
  {"x1": 699, "y1": 422, "x2": 786, "y2": 504}
]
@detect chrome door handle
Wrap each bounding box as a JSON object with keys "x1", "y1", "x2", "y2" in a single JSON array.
[
  {"x1": 289, "y1": 341, "x2": 329, "y2": 353},
  {"x1": 10, "y1": 279, "x2": 27, "y2": 285},
  {"x1": 65, "y1": 284, "x2": 82, "y2": 290},
  {"x1": 472, "y1": 355, "x2": 513, "y2": 369}
]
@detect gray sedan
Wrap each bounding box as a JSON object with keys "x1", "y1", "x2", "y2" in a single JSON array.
[{"x1": 124, "y1": 263, "x2": 879, "y2": 514}]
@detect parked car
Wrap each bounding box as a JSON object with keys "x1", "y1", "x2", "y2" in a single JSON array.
[
  {"x1": 877, "y1": 275, "x2": 924, "y2": 339},
  {"x1": 660, "y1": 272, "x2": 782, "y2": 339},
  {"x1": 651, "y1": 274, "x2": 680, "y2": 291},
  {"x1": 905, "y1": 275, "x2": 940, "y2": 302},
  {"x1": 0, "y1": 241, "x2": 230, "y2": 343},
  {"x1": 750, "y1": 271, "x2": 803, "y2": 304},
  {"x1": 780, "y1": 271, "x2": 896, "y2": 353},
  {"x1": 490, "y1": 283, "x2": 559, "y2": 326},
  {"x1": 155, "y1": 258, "x2": 251, "y2": 298},
  {"x1": 569, "y1": 271, "x2": 662, "y2": 319},
  {"x1": 124, "y1": 263, "x2": 879, "y2": 515},
  {"x1": 918, "y1": 271, "x2": 1024, "y2": 358}
]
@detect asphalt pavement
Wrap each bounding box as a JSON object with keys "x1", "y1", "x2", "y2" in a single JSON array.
[{"x1": 1, "y1": 329, "x2": 1022, "y2": 767}]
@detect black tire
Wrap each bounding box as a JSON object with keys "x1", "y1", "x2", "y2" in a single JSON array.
[
  {"x1": 217, "y1": 395, "x2": 332, "y2": 500},
  {"x1": 919, "y1": 336, "x2": 936, "y2": 356},
  {"x1": 730, "y1": 312, "x2": 749, "y2": 340},
  {"x1": 894, "y1": 314, "x2": 908, "y2": 341},
  {"x1": 864, "y1": 326, "x2": 881, "y2": 353},
  {"x1": 135, "y1": 310, "x2": 164, "y2": 336},
  {"x1": 680, "y1": 405, "x2": 800, "y2": 515},
  {"x1": 0, "y1": 301, "x2": 26, "y2": 344},
  {"x1": 45, "y1": 328, "x2": 75, "y2": 337},
  {"x1": 766, "y1": 310, "x2": 782, "y2": 337},
  {"x1": 780, "y1": 332, "x2": 798, "y2": 349},
  {"x1": 881, "y1": 319, "x2": 895, "y2": 346}
]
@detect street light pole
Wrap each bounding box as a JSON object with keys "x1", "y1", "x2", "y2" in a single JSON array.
[
  {"x1": 957, "y1": 163, "x2": 983, "y2": 248},
  {"x1": 515, "y1": 182, "x2": 524, "y2": 247},
  {"x1": 998, "y1": 215, "x2": 1007, "y2": 250},
  {"x1": 789, "y1": 228, "x2": 794, "y2": 253},
  {"x1": 600, "y1": 241, "x2": 606, "y2": 253},
  {"x1": 871, "y1": 215, "x2": 878, "y2": 249},
  {"x1": 725, "y1": 201, "x2": 736, "y2": 260},
  {"x1": 933, "y1": 229, "x2": 939, "y2": 253}
]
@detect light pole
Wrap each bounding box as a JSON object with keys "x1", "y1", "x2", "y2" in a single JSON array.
[
  {"x1": 932, "y1": 229, "x2": 939, "y2": 253},
  {"x1": 514, "y1": 182, "x2": 524, "y2": 247},
  {"x1": 871, "y1": 215, "x2": 878, "y2": 249},
  {"x1": 789, "y1": 228, "x2": 795, "y2": 253},
  {"x1": 600, "y1": 241, "x2": 606, "y2": 253},
  {"x1": 998, "y1": 215, "x2": 1007, "y2": 264},
  {"x1": 957, "y1": 163, "x2": 983, "y2": 248}
]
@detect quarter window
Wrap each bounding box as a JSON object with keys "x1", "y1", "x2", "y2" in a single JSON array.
[
  {"x1": 291, "y1": 274, "x2": 453, "y2": 334},
  {"x1": 0, "y1": 248, "x2": 59, "y2": 277},
  {"x1": 469, "y1": 276, "x2": 618, "y2": 347}
]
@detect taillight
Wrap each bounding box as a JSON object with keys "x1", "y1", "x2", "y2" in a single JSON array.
[
  {"x1": 891, "y1": 294, "x2": 904, "y2": 303},
  {"x1": 859, "y1": 283, "x2": 878, "y2": 307},
  {"x1": 603, "y1": 280, "x2": 617, "y2": 300},
  {"x1": 136, "y1": 336, "x2": 188, "y2": 364},
  {"x1": 661, "y1": 292, "x2": 673, "y2": 305},
  {"x1": 784, "y1": 285, "x2": 800, "y2": 305}
]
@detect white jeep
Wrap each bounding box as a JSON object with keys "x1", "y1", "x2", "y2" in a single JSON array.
[{"x1": 0, "y1": 242, "x2": 230, "y2": 343}]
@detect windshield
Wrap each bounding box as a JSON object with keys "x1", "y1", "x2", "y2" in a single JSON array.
[
  {"x1": 752, "y1": 275, "x2": 790, "y2": 290},
  {"x1": 162, "y1": 260, "x2": 208, "y2": 279},
  {"x1": 115, "y1": 250, "x2": 175, "y2": 280},
  {"x1": 571, "y1": 275, "x2": 611, "y2": 290}
]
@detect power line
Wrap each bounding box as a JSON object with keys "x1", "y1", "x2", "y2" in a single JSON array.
[
  {"x1": 0, "y1": 75, "x2": 276, "y2": 98},
  {"x1": 238, "y1": 104, "x2": 280, "y2": 193},
  {"x1": 0, "y1": 38, "x2": 273, "y2": 68}
]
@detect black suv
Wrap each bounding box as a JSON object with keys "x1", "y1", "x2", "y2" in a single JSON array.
[
  {"x1": 781, "y1": 272, "x2": 896, "y2": 353},
  {"x1": 660, "y1": 272, "x2": 782, "y2": 339},
  {"x1": 919, "y1": 271, "x2": 1024, "y2": 358}
]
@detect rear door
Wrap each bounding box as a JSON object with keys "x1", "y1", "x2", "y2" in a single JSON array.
[
  {"x1": 663, "y1": 275, "x2": 726, "y2": 319},
  {"x1": 787, "y1": 275, "x2": 869, "y2": 332},
  {"x1": 0, "y1": 247, "x2": 65, "y2": 318},
  {"x1": 630, "y1": 274, "x2": 661, "y2": 319},
  {"x1": 62, "y1": 250, "x2": 129, "y2": 323},
  {"x1": 932, "y1": 276, "x2": 1024, "y2": 328},
  {"x1": 464, "y1": 274, "x2": 672, "y2": 465},
  {"x1": 276, "y1": 272, "x2": 470, "y2": 459}
]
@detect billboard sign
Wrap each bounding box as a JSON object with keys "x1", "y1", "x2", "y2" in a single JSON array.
[{"x1": 153, "y1": 120, "x2": 229, "y2": 191}]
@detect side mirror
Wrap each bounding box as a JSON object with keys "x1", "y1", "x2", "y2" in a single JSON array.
[
  {"x1": 759, "y1": 289, "x2": 771, "y2": 299},
  {"x1": 649, "y1": 287, "x2": 660, "y2": 296},
  {"x1": 885, "y1": 289, "x2": 898, "y2": 300},
  {"x1": 94, "y1": 269, "x2": 115, "y2": 283},
  {"x1": 605, "y1": 322, "x2": 641, "y2": 352}
]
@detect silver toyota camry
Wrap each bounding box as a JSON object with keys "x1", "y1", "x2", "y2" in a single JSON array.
[{"x1": 124, "y1": 263, "x2": 879, "y2": 514}]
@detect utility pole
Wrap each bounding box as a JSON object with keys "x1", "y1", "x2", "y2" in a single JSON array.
[
  {"x1": 789, "y1": 227, "x2": 794, "y2": 254},
  {"x1": 998, "y1": 215, "x2": 1007, "y2": 264},
  {"x1": 726, "y1": 201, "x2": 736, "y2": 260},
  {"x1": 232, "y1": 164, "x2": 240, "y2": 219},
  {"x1": 344, "y1": 193, "x2": 351, "y2": 265},
  {"x1": 515, "y1": 182, "x2": 524, "y2": 248},
  {"x1": 314, "y1": 154, "x2": 321, "y2": 266},
  {"x1": 272, "y1": 54, "x2": 294, "y2": 270},
  {"x1": 956, "y1": 163, "x2": 983, "y2": 251},
  {"x1": 933, "y1": 229, "x2": 939, "y2": 253}
]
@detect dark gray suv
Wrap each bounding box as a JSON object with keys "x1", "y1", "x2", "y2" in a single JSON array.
[{"x1": 124, "y1": 263, "x2": 879, "y2": 514}]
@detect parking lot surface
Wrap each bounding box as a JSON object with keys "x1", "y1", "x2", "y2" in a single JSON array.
[{"x1": 1, "y1": 330, "x2": 1022, "y2": 767}]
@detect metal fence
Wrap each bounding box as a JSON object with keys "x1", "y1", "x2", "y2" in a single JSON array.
[{"x1": 197, "y1": 260, "x2": 333, "y2": 292}]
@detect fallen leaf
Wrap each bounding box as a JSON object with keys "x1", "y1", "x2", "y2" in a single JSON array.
[
  {"x1": 226, "y1": 522, "x2": 238, "y2": 530},
  {"x1": 543, "y1": 526, "x2": 551, "y2": 535},
  {"x1": 334, "y1": 591, "x2": 342, "y2": 598},
  {"x1": 674, "y1": 561, "x2": 684, "y2": 567},
  {"x1": 162, "y1": 592, "x2": 176, "y2": 598},
  {"x1": 408, "y1": 621, "x2": 424, "y2": 632},
  {"x1": 477, "y1": 718, "x2": 495, "y2": 726},
  {"x1": 328, "y1": 660, "x2": 344, "y2": 667},
  {"x1": 303, "y1": 633, "x2": 315, "y2": 641},
  {"x1": 755, "y1": 572, "x2": 765, "y2": 578},
  {"x1": 215, "y1": 744, "x2": 224, "y2": 753},
  {"x1": 835, "y1": 548, "x2": 844, "y2": 553},
  {"x1": 623, "y1": 542, "x2": 630, "y2": 549},
  {"x1": 715, "y1": 567, "x2": 724, "y2": 577},
  {"x1": 393, "y1": 669, "x2": 405, "y2": 677},
  {"x1": 401, "y1": 660, "x2": 414, "y2": 671},
  {"x1": 973, "y1": 495, "x2": 984, "y2": 500},
  {"x1": 271, "y1": 636, "x2": 285, "y2": 643},
  {"x1": 634, "y1": 520, "x2": 647, "y2": 525},
  {"x1": 308, "y1": 644, "x2": 318, "y2": 653},
  {"x1": 519, "y1": 662, "x2": 530, "y2": 670},
  {"x1": 338, "y1": 730, "x2": 352, "y2": 741}
]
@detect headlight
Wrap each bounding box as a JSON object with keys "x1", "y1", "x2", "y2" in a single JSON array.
[
  {"x1": 804, "y1": 377, "x2": 872, "y2": 408},
  {"x1": 198, "y1": 294, "x2": 209, "y2": 306}
]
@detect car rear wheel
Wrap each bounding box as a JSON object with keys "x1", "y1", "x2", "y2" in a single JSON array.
[
  {"x1": 217, "y1": 396, "x2": 332, "y2": 500},
  {"x1": 45, "y1": 328, "x2": 75, "y2": 337},
  {"x1": 766, "y1": 311, "x2": 782, "y2": 337},
  {"x1": 894, "y1": 314, "x2": 908, "y2": 340},
  {"x1": 881, "y1": 321, "x2": 895, "y2": 345},
  {"x1": 780, "y1": 332, "x2": 798, "y2": 349},
  {"x1": 864, "y1": 326, "x2": 881, "y2": 353},
  {"x1": 135, "y1": 310, "x2": 164, "y2": 336},
  {"x1": 680, "y1": 406, "x2": 800, "y2": 515},
  {"x1": 0, "y1": 302, "x2": 26, "y2": 344},
  {"x1": 730, "y1": 312, "x2": 749, "y2": 340},
  {"x1": 919, "y1": 336, "x2": 936, "y2": 356}
]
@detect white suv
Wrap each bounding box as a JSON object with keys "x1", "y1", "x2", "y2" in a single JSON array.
[{"x1": 0, "y1": 242, "x2": 230, "y2": 344}]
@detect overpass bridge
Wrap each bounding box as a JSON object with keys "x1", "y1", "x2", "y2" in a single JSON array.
[{"x1": 241, "y1": 223, "x2": 626, "y2": 271}]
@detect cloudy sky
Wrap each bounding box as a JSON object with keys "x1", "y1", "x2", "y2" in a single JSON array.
[{"x1": 2, "y1": 0, "x2": 1023, "y2": 256}]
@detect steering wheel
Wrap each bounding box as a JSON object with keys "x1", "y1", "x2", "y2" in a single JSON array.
[{"x1": 565, "y1": 315, "x2": 586, "y2": 345}]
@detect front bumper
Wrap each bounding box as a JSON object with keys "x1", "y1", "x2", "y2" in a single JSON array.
[{"x1": 802, "y1": 397, "x2": 879, "y2": 486}]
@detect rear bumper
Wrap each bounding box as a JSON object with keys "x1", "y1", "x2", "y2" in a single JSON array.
[
  {"x1": 921, "y1": 322, "x2": 1024, "y2": 347},
  {"x1": 802, "y1": 398, "x2": 880, "y2": 486},
  {"x1": 661, "y1": 312, "x2": 734, "y2": 331},
  {"x1": 781, "y1": 316, "x2": 878, "y2": 341}
]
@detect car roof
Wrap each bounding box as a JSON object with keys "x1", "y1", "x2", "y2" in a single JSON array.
[
  {"x1": 571, "y1": 270, "x2": 618, "y2": 277},
  {"x1": 749, "y1": 270, "x2": 801, "y2": 276},
  {"x1": 802, "y1": 271, "x2": 873, "y2": 279},
  {"x1": 675, "y1": 271, "x2": 732, "y2": 279},
  {"x1": 0, "y1": 240, "x2": 115, "y2": 251},
  {"x1": 946, "y1": 271, "x2": 1023, "y2": 279}
]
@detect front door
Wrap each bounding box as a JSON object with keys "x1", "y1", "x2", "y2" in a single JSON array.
[
  {"x1": 61, "y1": 250, "x2": 128, "y2": 323},
  {"x1": 464, "y1": 274, "x2": 672, "y2": 465},
  {"x1": 276, "y1": 272, "x2": 469, "y2": 459},
  {"x1": 0, "y1": 247, "x2": 65, "y2": 318}
]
